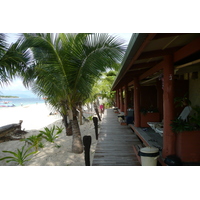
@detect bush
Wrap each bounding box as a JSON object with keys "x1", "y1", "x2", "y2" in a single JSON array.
[
  {"x1": 0, "y1": 145, "x2": 37, "y2": 166},
  {"x1": 40, "y1": 125, "x2": 63, "y2": 143}
]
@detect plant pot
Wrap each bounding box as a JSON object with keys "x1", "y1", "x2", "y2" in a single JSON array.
[
  {"x1": 176, "y1": 130, "x2": 200, "y2": 163},
  {"x1": 140, "y1": 112, "x2": 160, "y2": 127},
  {"x1": 120, "y1": 122, "x2": 127, "y2": 126}
]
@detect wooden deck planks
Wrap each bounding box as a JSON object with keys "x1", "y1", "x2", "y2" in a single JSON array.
[{"x1": 92, "y1": 109, "x2": 141, "y2": 166}]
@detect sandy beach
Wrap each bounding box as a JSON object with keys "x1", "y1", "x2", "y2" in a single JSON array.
[{"x1": 0, "y1": 104, "x2": 99, "y2": 166}]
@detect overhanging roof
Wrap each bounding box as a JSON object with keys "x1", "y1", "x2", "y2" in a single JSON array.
[{"x1": 112, "y1": 33, "x2": 200, "y2": 90}]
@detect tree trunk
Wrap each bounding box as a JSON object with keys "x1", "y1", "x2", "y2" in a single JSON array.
[
  {"x1": 95, "y1": 108, "x2": 101, "y2": 121},
  {"x1": 62, "y1": 113, "x2": 73, "y2": 136},
  {"x1": 66, "y1": 120, "x2": 73, "y2": 136},
  {"x1": 78, "y1": 105, "x2": 83, "y2": 125},
  {"x1": 71, "y1": 111, "x2": 83, "y2": 154},
  {"x1": 78, "y1": 103, "x2": 83, "y2": 125},
  {"x1": 94, "y1": 102, "x2": 101, "y2": 121},
  {"x1": 0, "y1": 120, "x2": 23, "y2": 138}
]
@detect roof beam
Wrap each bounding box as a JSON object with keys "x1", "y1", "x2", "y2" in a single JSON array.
[
  {"x1": 127, "y1": 34, "x2": 157, "y2": 68},
  {"x1": 115, "y1": 69, "x2": 148, "y2": 89},
  {"x1": 174, "y1": 36, "x2": 200, "y2": 62},
  {"x1": 112, "y1": 33, "x2": 157, "y2": 90},
  {"x1": 129, "y1": 61, "x2": 160, "y2": 71},
  {"x1": 153, "y1": 33, "x2": 188, "y2": 40},
  {"x1": 139, "y1": 60, "x2": 164, "y2": 80},
  {"x1": 138, "y1": 47, "x2": 181, "y2": 60}
]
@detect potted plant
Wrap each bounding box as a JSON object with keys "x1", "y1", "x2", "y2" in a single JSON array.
[
  {"x1": 140, "y1": 107, "x2": 160, "y2": 127},
  {"x1": 171, "y1": 105, "x2": 200, "y2": 163}
]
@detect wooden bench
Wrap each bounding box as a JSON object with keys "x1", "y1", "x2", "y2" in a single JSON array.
[
  {"x1": 129, "y1": 124, "x2": 167, "y2": 166},
  {"x1": 132, "y1": 143, "x2": 145, "y2": 165}
]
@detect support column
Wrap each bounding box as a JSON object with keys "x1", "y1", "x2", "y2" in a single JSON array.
[
  {"x1": 114, "y1": 92, "x2": 117, "y2": 107},
  {"x1": 124, "y1": 85, "x2": 128, "y2": 116},
  {"x1": 156, "y1": 79, "x2": 163, "y2": 119},
  {"x1": 116, "y1": 89, "x2": 120, "y2": 108},
  {"x1": 134, "y1": 77, "x2": 140, "y2": 127},
  {"x1": 162, "y1": 55, "x2": 176, "y2": 158},
  {"x1": 120, "y1": 88, "x2": 124, "y2": 112},
  {"x1": 115, "y1": 90, "x2": 118, "y2": 108}
]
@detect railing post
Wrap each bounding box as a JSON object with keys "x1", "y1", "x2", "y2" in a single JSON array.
[
  {"x1": 93, "y1": 117, "x2": 98, "y2": 140},
  {"x1": 83, "y1": 135, "x2": 92, "y2": 166}
]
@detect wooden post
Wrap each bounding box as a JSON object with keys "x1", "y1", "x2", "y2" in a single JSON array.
[
  {"x1": 124, "y1": 84, "x2": 128, "y2": 116},
  {"x1": 156, "y1": 79, "x2": 163, "y2": 119},
  {"x1": 83, "y1": 136, "x2": 92, "y2": 166},
  {"x1": 120, "y1": 88, "x2": 124, "y2": 112},
  {"x1": 162, "y1": 55, "x2": 176, "y2": 158},
  {"x1": 93, "y1": 117, "x2": 98, "y2": 140},
  {"x1": 116, "y1": 89, "x2": 120, "y2": 108},
  {"x1": 114, "y1": 91, "x2": 117, "y2": 107},
  {"x1": 134, "y1": 77, "x2": 140, "y2": 127}
]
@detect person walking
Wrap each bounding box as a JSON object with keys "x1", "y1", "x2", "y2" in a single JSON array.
[{"x1": 99, "y1": 104, "x2": 104, "y2": 116}]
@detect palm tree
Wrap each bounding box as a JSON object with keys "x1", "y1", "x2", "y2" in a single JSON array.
[
  {"x1": 91, "y1": 70, "x2": 118, "y2": 108},
  {"x1": 0, "y1": 33, "x2": 31, "y2": 87},
  {"x1": 18, "y1": 33, "x2": 126, "y2": 153}
]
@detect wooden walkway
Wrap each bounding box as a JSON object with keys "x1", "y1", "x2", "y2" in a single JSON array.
[{"x1": 92, "y1": 109, "x2": 141, "y2": 166}]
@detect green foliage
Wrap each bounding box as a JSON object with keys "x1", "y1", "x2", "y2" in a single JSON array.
[
  {"x1": 0, "y1": 33, "x2": 31, "y2": 87},
  {"x1": 140, "y1": 108, "x2": 148, "y2": 115},
  {"x1": 190, "y1": 105, "x2": 200, "y2": 128},
  {"x1": 38, "y1": 142, "x2": 45, "y2": 149},
  {"x1": 18, "y1": 33, "x2": 125, "y2": 113},
  {"x1": 55, "y1": 144, "x2": 61, "y2": 148},
  {"x1": 174, "y1": 94, "x2": 191, "y2": 107},
  {"x1": 40, "y1": 125, "x2": 63, "y2": 143},
  {"x1": 171, "y1": 105, "x2": 200, "y2": 133},
  {"x1": 90, "y1": 70, "x2": 119, "y2": 107},
  {"x1": 21, "y1": 134, "x2": 43, "y2": 152},
  {"x1": 0, "y1": 145, "x2": 37, "y2": 166},
  {"x1": 87, "y1": 115, "x2": 93, "y2": 121},
  {"x1": 0, "y1": 95, "x2": 19, "y2": 98},
  {"x1": 170, "y1": 118, "x2": 193, "y2": 133},
  {"x1": 15, "y1": 33, "x2": 126, "y2": 153},
  {"x1": 140, "y1": 107, "x2": 158, "y2": 115}
]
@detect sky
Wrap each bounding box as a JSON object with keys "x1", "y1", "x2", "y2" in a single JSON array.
[{"x1": 0, "y1": 33, "x2": 133, "y2": 98}]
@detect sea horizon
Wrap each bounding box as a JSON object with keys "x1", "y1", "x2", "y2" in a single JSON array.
[{"x1": 0, "y1": 97, "x2": 45, "y2": 107}]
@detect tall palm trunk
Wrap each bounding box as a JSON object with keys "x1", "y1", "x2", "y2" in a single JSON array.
[
  {"x1": 95, "y1": 108, "x2": 101, "y2": 121},
  {"x1": 71, "y1": 108, "x2": 83, "y2": 154},
  {"x1": 61, "y1": 113, "x2": 73, "y2": 136},
  {"x1": 94, "y1": 102, "x2": 101, "y2": 121},
  {"x1": 78, "y1": 103, "x2": 83, "y2": 125}
]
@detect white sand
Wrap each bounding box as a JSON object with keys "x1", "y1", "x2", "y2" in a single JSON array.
[
  {"x1": 0, "y1": 103, "x2": 61, "y2": 130},
  {"x1": 0, "y1": 104, "x2": 100, "y2": 166}
]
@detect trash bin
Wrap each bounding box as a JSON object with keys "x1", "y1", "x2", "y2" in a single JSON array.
[
  {"x1": 127, "y1": 109, "x2": 134, "y2": 117},
  {"x1": 138, "y1": 147, "x2": 159, "y2": 166}
]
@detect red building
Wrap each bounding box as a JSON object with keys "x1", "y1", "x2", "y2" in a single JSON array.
[{"x1": 111, "y1": 33, "x2": 200, "y2": 165}]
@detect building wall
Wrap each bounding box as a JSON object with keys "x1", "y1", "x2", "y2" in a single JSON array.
[
  {"x1": 189, "y1": 71, "x2": 200, "y2": 107},
  {"x1": 140, "y1": 86, "x2": 157, "y2": 109}
]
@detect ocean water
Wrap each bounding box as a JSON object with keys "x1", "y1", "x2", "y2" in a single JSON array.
[{"x1": 0, "y1": 97, "x2": 45, "y2": 107}]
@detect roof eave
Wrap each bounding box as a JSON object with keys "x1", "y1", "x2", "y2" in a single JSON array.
[{"x1": 111, "y1": 33, "x2": 149, "y2": 90}]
